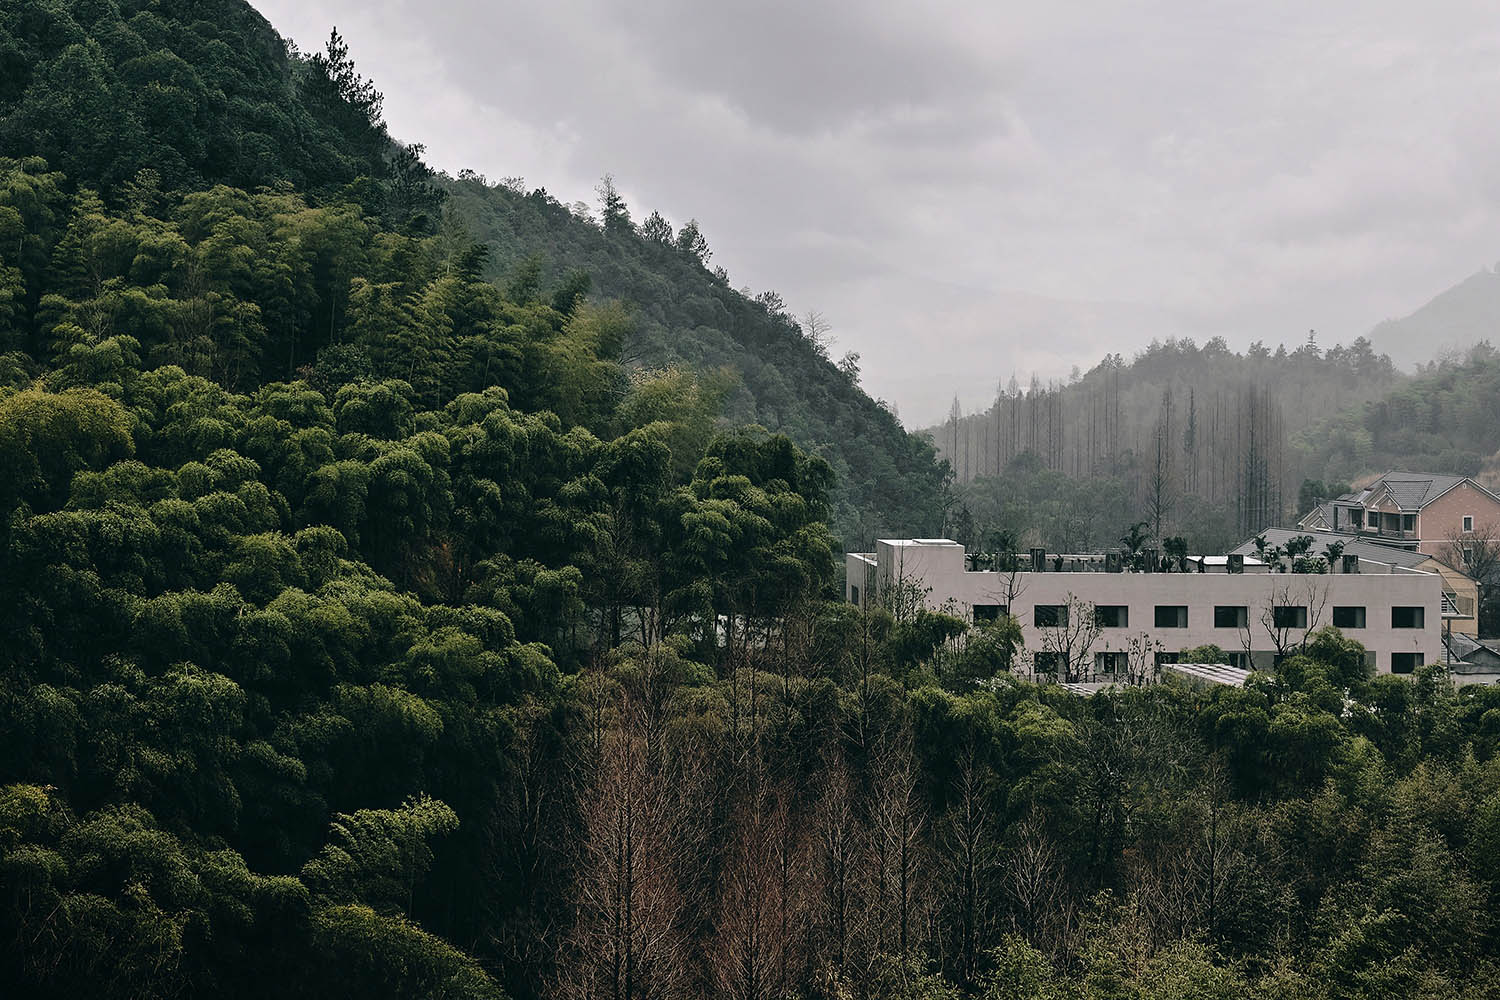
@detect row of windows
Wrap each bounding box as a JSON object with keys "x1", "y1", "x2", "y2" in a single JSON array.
[
  {"x1": 981, "y1": 603, "x2": 1428, "y2": 630},
  {"x1": 1035, "y1": 649, "x2": 1425, "y2": 676}
]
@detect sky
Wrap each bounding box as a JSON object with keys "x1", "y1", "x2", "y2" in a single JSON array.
[{"x1": 254, "y1": 1, "x2": 1500, "y2": 426}]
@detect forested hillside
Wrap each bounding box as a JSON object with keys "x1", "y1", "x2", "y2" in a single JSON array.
[
  {"x1": 442, "y1": 175, "x2": 947, "y2": 546},
  {"x1": 927, "y1": 336, "x2": 1401, "y2": 554},
  {"x1": 6, "y1": 3, "x2": 1500, "y2": 1000},
  {"x1": 1300, "y1": 341, "x2": 1500, "y2": 488}
]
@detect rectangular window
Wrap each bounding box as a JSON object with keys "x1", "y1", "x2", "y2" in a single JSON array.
[
  {"x1": 1351, "y1": 509, "x2": 1364, "y2": 527},
  {"x1": 1273, "y1": 606, "x2": 1308, "y2": 629},
  {"x1": 973, "y1": 603, "x2": 1005, "y2": 623},
  {"x1": 1214, "y1": 605, "x2": 1248, "y2": 629},
  {"x1": 1391, "y1": 606, "x2": 1425, "y2": 629},
  {"x1": 1154, "y1": 605, "x2": 1188, "y2": 628},
  {"x1": 1402, "y1": 513, "x2": 1416, "y2": 532},
  {"x1": 1094, "y1": 651, "x2": 1128, "y2": 676},
  {"x1": 1034, "y1": 604, "x2": 1067, "y2": 628},
  {"x1": 1226, "y1": 651, "x2": 1251, "y2": 670},
  {"x1": 1391, "y1": 652, "x2": 1424, "y2": 674},
  {"x1": 1332, "y1": 606, "x2": 1366, "y2": 629},
  {"x1": 1464, "y1": 515, "x2": 1475, "y2": 532},
  {"x1": 1094, "y1": 605, "x2": 1129, "y2": 628},
  {"x1": 1155, "y1": 651, "x2": 1179, "y2": 666}
]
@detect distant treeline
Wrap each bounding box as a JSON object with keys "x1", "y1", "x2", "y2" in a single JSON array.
[{"x1": 927, "y1": 336, "x2": 1410, "y2": 552}]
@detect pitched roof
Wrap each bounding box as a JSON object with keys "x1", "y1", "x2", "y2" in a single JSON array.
[
  {"x1": 1229, "y1": 527, "x2": 1433, "y2": 569},
  {"x1": 1334, "y1": 471, "x2": 1486, "y2": 511},
  {"x1": 1297, "y1": 503, "x2": 1333, "y2": 529},
  {"x1": 1380, "y1": 472, "x2": 1467, "y2": 510},
  {"x1": 1445, "y1": 632, "x2": 1500, "y2": 669}
]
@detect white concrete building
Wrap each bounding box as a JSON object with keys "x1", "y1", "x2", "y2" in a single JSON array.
[{"x1": 846, "y1": 539, "x2": 1446, "y2": 678}]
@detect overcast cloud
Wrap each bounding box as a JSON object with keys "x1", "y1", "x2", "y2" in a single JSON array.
[{"x1": 254, "y1": 1, "x2": 1500, "y2": 425}]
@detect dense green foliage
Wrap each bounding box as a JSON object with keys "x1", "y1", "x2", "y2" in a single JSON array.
[
  {"x1": 0, "y1": 0, "x2": 433, "y2": 223},
  {"x1": 0, "y1": 148, "x2": 840, "y2": 994},
  {"x1": 444, "y1": 175, "x2": 948, "y2": 547},
  {"x1": 5, "y1": 3, "x2": 1500, "y2": 999}
]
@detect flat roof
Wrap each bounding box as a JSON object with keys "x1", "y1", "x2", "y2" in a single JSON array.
[
  {"x1": 1163, "y1": 662, "x2": 1252, "y2": 687},
  {"x1": 1058, "y1": 681, "x2": 1116, "y2": 696}
]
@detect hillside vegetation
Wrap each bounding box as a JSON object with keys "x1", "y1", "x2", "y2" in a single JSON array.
[
  {"x1": 443, "y1": 175, "x2": 947, "y2": 546},
  {"x1": 927, "y1": 336, "x2": 1401, "y2": 553},
  {"x1": 5, "y1": 4, "x2": 1500, "y2": 1000}
]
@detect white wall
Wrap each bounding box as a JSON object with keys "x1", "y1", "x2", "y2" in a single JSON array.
[{"x1": 851, "y1": 541, "x2": 1443, "y2": 674}]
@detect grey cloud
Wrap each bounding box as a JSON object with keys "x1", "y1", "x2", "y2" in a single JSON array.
[{"x1": 255, "y1": 0, "x2": 1500, "y2": 425}]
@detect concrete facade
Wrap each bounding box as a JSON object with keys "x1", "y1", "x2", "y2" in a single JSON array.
[
  {"x1": 848, "y1": 539, "x2": 1444, "y2": 677},
  {"x1": 1228, "y1": 527, "x2": 1480, "y2": 637}
]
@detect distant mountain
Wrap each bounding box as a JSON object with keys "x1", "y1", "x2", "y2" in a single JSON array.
[{"x1": 1366, "y1": 268, "x2": 1500, "y2": 369}]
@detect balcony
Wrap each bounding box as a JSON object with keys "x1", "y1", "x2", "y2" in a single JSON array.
[{"x1": 1356, "y1": 524, "x2": 1418, "y2": 541}]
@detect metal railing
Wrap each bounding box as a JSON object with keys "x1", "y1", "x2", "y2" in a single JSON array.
[{"x1": 1442, "y1": 592, "x2": 1476, "y2": 618}]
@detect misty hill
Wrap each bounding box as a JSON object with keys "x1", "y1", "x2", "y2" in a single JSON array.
[
  {"x1": 443, "y1": 176, "x2": 947, "y2": 546},
  {"x1": 922, "y1": 336, "x2": 1404, "y2": 553},
  {"x1": 1301, "y1": 341, "x2": 1500, "y2": 490},
  {"x1": 1367, "y1": 267, "x2": 1500, "y2": 369}
]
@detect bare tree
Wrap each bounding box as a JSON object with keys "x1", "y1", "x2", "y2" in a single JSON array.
[
  {"x1": 1259, "y1": 576, "x2": 1329, "y2": 661},
  {"x1": 810, "y1": 752, "x2": 860, "y2": 979},
  {"x1": 1036, "y1": 593, "x2": 1102, "y2": 683},
  {"x1": 803, "y1": 310, "x2": 833, "y2": 358},
  {"x1": 868, "y1": 730, "x2": 928, "y2": 963},
  {"x1": 709, "y1": 787, "x2": 796, "y2": 1000},
  {"x1": 1006, "y1": 808, "x2": 1064, "y2": 951},
  {"x1": 1123, "y1": 632, "x2": 1165, "y2": 686},
  {"x1": 556, "y1": 692, "x2": 696, "y2": 1000},
  {"x1": 940, "y1": 741, "x2": 1000, "y2": 985},
  {"x1": 1443, "y1": 521, "x2": 1500, "y2": 605}
]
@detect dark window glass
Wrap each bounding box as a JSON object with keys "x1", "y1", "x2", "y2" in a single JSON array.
[
  {"x1": 1154, "y1": 605, "x2": 1188, "y2": 628},
  {"x1": 1214, "y1": 605, "x2": 1247, "y2": 629},
  {"x1": 1272, "y1": 606, "x2": 1307, "y2": 629},
  {"x1": 1094, "y1": 605, "x2": 1128, "y2": 628},
  {"x1": 973, "y1": 604, "x2": 1004, "y2": 623},
  {"x1": 1391, "y1": 652, "x2": 1423, "y2": 674},
  {"x1": 1391, "y1": 606, "x2": 1424, "y2": 628},
  {"x1": 1034, "y1": 605, "x2": 1067, "y2": 628},
  {"x1": 1332, "y1": 606, "x2": 1366, "y2": 629}
]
